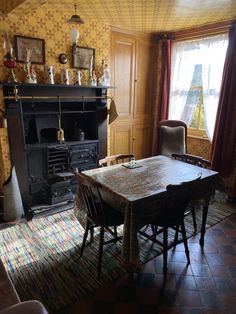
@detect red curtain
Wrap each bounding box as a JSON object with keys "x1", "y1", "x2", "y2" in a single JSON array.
[
  {"x1": 152, "y1": 38, "x2": 172, "y2": 155},
  {"x1": 211, "y1": 24, "x2": 236, "y2": 177}
]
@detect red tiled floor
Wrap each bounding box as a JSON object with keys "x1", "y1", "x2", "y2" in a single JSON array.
[{"x1": 55, "y1": 212, "x2": 236, "y2": 314}]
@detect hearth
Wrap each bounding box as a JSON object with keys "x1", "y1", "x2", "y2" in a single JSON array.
[{"x1": 3, "y1": 83, "x2": 109, "y2": 218}]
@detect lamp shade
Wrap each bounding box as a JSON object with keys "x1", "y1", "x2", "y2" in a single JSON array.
[
  {"x1": 68, "y1": 14, "x2": 84, "y2": 24},
  {"x1": 70, "y1": 28, "x2": 80, "y2": 44},
  {"x1": 68, "y1": 4, "x2": 84, "y2": 24}
]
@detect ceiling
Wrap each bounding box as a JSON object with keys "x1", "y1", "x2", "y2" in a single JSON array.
[{"x1": 1, "y1": 0, "x2": 236, "y2": 33}]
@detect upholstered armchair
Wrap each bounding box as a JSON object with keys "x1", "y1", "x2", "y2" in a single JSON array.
[
  {"x1": 0, "y1": 259, "x2": 48, "y2": 314},
  {"x1": 158, "y1": 120, "x2": 187, "y2": 157}
]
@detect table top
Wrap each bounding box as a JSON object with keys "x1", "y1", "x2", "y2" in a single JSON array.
[{"x1": 82, "y1": 155, "x2": 218, "y2": 203}]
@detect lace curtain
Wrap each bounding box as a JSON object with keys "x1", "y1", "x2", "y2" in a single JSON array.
[{"x1": 168, "y1": 34, "x2": 228, "y2": 141}]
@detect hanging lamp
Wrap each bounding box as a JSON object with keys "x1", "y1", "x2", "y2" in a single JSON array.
[{"x1": 68, "y1": 4, "x2": 84, "y2": 24}]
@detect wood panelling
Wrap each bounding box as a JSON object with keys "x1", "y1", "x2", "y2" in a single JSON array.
[
  {"x1": 111, "y1": 35, "x2": 136, "y2": 120},
  {"x1": 110, "y1": 123, "x2": 133, "y2": 155},
  {"x1": 135, "y1": 39, "x2": 157, "y2": 118},
  {"x1": 133, "y1": 122, "x2": 152, "y2": 160},
  {"x1": 110, "y1": 29, "x2": 156, "y2": 159}
]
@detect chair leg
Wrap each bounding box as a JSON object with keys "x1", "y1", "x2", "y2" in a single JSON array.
[
  {"x1": 151, "y1": 225, "x2": 158, "y2": 238},
  {"x1": 89, "y1": 227, "x2": 94, "y2": 243},
  {"x1": 191, "y1": 206, "x2": 197, "y2": 233},
  {"x1": 114, "y1": 225, "x2": 117, "y2": 237},
  {"x1": 174, "y1": 224, "x2": 179, "y2": 245},
  {"x1": 180, "y1": 221, "x2": 190, "y2": 264},
  {"x1": 163, "y1": 226, "x2": 168, "y2": 275},
  {"x1": 97, "y1": 226, "x2": 105, "y2": 279},
  {"x1": 80, "y1": 221, "x2": 90, "y2": 257}
]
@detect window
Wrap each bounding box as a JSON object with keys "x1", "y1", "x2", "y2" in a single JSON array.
[{"x1": 169, "y1": 34, "x2": 228, "y2": 141}]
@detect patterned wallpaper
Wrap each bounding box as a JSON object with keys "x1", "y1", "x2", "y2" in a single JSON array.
[
  {"x1": 1, "y1": 0, "x2": 236, "y2": 33},
  {"x1": 187, "y1": 137, "x2": 211, "y2": 160},
  {"x1": 0, "y1": 5, "x2": 110, "y2": 83},
  {"x1": 0, "y1": 128, "x2": 9, "y2": 192},
  {"x1": 0, "y1": 4, "x2": 110, "y2": 187}
]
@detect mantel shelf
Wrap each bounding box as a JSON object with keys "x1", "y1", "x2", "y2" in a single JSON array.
[
  {"x1": 3, "y1": 83, "x2": 114, "y2": 101},
  {"x1": 2, "y1": 83, "x2": 116, "y2": 89}
]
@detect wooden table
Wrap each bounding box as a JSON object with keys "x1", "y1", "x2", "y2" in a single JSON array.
[{"x1": 80, "y1": 155, "x2": 218, "y2": 270}]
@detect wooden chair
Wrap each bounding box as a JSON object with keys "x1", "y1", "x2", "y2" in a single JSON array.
[
  {"x1": 139, "y1": 176, "x2": 201, "y2": 274},
  {"x1": 158, "y1": 120, "x2": 211, "y2": 232},
  {"x1": 172, "y1": 153, "x2": 211, "y2": 233},
  {"x1": 99, "y1": 154, "x2": 134, "y2": 167},
  {"x1": 76, "y1": 172, "x2": 124, "y2": 278},
  {"x1": 172, "y1": 153, "x2": 211, "y2": 168}
]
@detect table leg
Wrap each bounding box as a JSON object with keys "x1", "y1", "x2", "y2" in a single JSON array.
[{"x1": 200, "y1": 204, "x2": 208, "y2": 246}]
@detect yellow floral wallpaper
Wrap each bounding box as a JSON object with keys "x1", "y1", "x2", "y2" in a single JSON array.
[
  {"x1": 0, "y1": 5, "x2": 110, "y2": 83},
  {"x1": 0, "y1": 3, "x2": 235, "y2": 196},
  {"x1": 0, "y1": 4, "x2": 110, "y2": 188},
  {"x1": 187, "y1": 137, "x2": 211, "y2": 160}
]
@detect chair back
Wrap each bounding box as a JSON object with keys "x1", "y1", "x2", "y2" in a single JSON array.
[
  {"x1": 163, "y1": 176, "x2": 201, "y2": 223},
  {"x1": 158, "y1": 120, "x2": 187, "y2": 157},
  {"x1": 172, "y1": 153, "x2": 211, "y2": 168},
  {"x1": 76, "y1": 172, "x2": 106, "y2": 224},
  {"x1": 99, "y1": 154, "x2": 134, "y2": 167}
]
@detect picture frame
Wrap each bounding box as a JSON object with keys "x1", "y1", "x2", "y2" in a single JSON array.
[
  {"x1": 72, "y1": 45, "x2": 95, "y2": 70},
  {"x1": 14, "y1": 35, "x2": 45, "y2": 64}
]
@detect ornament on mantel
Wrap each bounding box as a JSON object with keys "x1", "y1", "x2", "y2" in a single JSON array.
[
  {"x1": 88, "y1": 55, "x2": 97, "y2": 86},
  {"x1": 24, "y1": 48, "x2": 37, "y2": 84},
  {"x1": 89, "y1": 70, "x2": 97, "y2": 86},
  {"x1": 74, "y1": 69, "x2": 82, "y2": 85},
  {"x1": 98, "y1": 60, "x2": 111, "y2": 87},
  {"x1": 2, "y1": 31, "x2": 19, "y2": 83},
  {"x1": 45, "y1": 65, "x2": 55, "y2": 84}
]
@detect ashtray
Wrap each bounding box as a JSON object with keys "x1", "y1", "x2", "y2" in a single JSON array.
[{"x1": 122, "y1": 163, "x2": 142, "y2": 169}]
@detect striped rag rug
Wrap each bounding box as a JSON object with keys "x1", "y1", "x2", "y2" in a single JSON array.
[{"x1": 0, "y1": 196, "x2": 235, "y2": 312}]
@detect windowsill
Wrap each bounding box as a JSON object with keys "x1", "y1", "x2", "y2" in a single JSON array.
[{"x1": 187, "y1": 134, "x2": 210, "y2": 142}]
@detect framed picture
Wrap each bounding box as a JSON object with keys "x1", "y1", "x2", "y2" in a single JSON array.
[
  {"x1": 14, "y1": 35, "x2": 45, "y2": 64},
  {"x1": 72, "y1": 45, "x2": 95, "y2": 70}
]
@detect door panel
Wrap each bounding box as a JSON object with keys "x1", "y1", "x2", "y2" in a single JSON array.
[
  {"x1": 111, "y1": 34, "x2": 136, "y2": 120},
  {"x1": 135, "y1": 40, "x2": 156, "y2": 118},
  {"x1": 133, "y1": 123, "x2": 152, "y2": 160},
  {"x1": 110, "y1": 123, "x2": 133, "y2": 155}
]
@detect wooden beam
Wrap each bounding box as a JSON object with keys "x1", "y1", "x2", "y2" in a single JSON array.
[{"x1": 173, "y1": 20, "x2": 233, "y2": 41}]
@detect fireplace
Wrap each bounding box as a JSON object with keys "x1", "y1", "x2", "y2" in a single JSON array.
[{"x1": 3, "y1": 83, "x2": 109, "y2": 218}]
